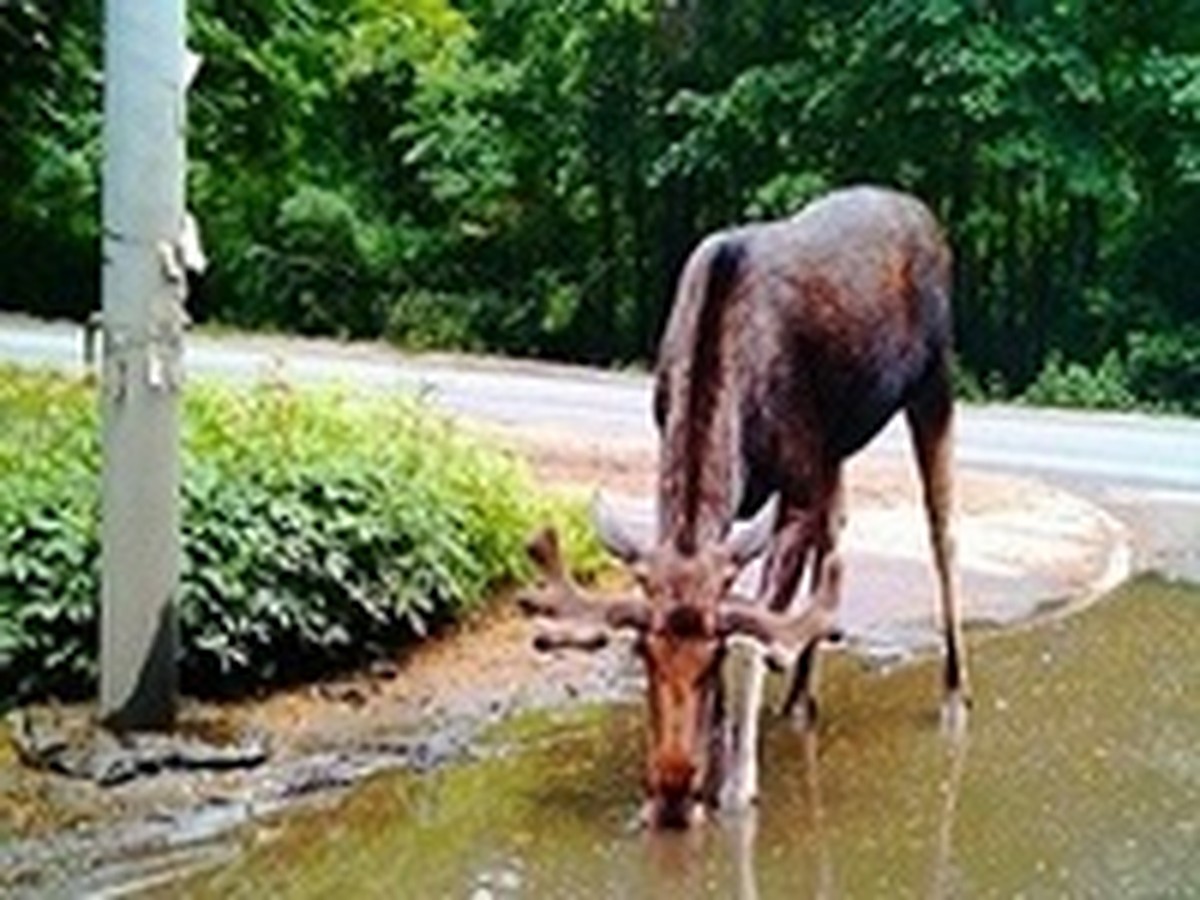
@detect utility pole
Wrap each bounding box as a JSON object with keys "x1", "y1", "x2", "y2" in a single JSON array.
[{"x1": 100, "y1": 1, "x2": 189, "y2": 730}]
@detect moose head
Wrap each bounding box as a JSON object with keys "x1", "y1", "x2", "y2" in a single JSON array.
[{"x1": 519, "y1": 497, "x2": 841, "y2": 829}]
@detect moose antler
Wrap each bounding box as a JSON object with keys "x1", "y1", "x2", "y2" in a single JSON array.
[
  {"x1": 517, "y1": 527, "x2": 650, "y2": 652},
  {"x1": 718, "y1": 554, "x2": 844, "y2": 669}
]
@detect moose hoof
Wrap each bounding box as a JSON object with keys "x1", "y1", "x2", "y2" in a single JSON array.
[
  {"x1": 783, "y1": 694, "x2": 819, "y2": 733},
  {"x1": 719, "y1": 767, "x2": 759, "y2": 813},
  {"x1": 940, "y1": 691, "x2": 970, "y2": 737}
]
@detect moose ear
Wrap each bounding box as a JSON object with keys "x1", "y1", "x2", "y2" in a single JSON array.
[
  {"x1": 723, "y1": 494, "x2": 779, "y2": 568},
  {"x1": 591, "y1": 492, "x2": 651, "y2": 565}
]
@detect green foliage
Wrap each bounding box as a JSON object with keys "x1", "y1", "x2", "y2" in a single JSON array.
[
  {"x1": 383, "y1": 289, "x2": 486, "y2": 351},
  {"x1": 0, "y1": 0, "x2": 101, "y2": 319},
  {"x1": 2, "y1": 0, "x2": 1198, "y2": 413},
  {"x1": 1127, "y1": 327, "x2": 1200, "y2": 414},
  {"x1": 950, "y1": 358, "x2": 1008, "y2": 405},
  {"x1": 245, "y1": 183, "x2": 398, "y2": 337},
  {"x1": 0, "y1": 367, "x2": 102, "y2": 699},
  {"x1": 183, "y1": 0, "x2": 475, "y2": 335},
  {"x1": 0, "y1": 366, "x2": 599, "y2": 704},
  {"x1": 1019, "y1": 350, "x2": 1137, "y2": 412}
]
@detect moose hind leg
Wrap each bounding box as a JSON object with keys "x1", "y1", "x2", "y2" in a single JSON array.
[
  {"x1": 780, "y1": 636, "x2": 820, "y2": 726},
  {"x1": 776, "y1": 472, "x2": 844, "y2": 727},
  {"x1": 905, "y1": 363, "x2": 970, "y2": 709}
]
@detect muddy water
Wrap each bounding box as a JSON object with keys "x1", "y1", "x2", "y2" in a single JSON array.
[{"x1": 170, "y1": 577, "x2": 1199, "y2": 899}]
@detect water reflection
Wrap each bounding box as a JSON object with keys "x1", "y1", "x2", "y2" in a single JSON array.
[
  {"x1": 640, "y1": 719, "x2": 969, "y2": 900},
  {"x1": 725, "y1": 808, "x2": 761, "y2": 900},
  {"x1": 929, "y1": 720, "x2": 968, "y2": 900},
  {"x1": 640, "y1": 824, "x2": 708, "y2": 897},
  {"x1": 163, "y1": 577, "x2": 1200, "y2": 899},
  {"x1": 786, "y1": 729, "x2": 836, "y2": 900}
]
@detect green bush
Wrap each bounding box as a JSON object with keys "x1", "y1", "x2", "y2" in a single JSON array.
[
  {"x1": 0, "y1": 366, "x2": 601, "y2": 705},
  {"x1": 1019, "y1": 350, "x2": 1137, "y2": 412},
  {"x1": 237, "y1": 184, "x2": 399, "y2": 339},
  {"x1": 1127, "y1": 327, "x2": 1200, "y2": 415},
  {"x1": 951, "y1": 359, "x2": 1011, "y2": 405},
  {"x1": 384, "y1": 289, "x2": 486, "y2": 352}
]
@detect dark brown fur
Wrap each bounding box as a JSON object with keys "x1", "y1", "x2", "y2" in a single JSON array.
[
  {"x1": 657, "y1": 187, "x2": 953, "y2": 532},
  {"x1": 536, "y1": 186, "x2": 967, "y2": 828},
  {"x1": 640, "y1": 185, "x2": 967, "y2": 815}
]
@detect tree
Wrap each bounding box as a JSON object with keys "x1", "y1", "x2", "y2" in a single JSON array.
[
  {"x1": 1, "y1": 0, "x2": 1196, "y2": 408},
  {"x1": 0, "y1": 0, "x2": 101, "y2": 319}
]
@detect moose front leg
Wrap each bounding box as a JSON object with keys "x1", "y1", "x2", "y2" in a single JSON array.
[
  {"x1": 720, "y1": 636, "x2": 766, "y2": 812},
  {"x1": 768, "y1": 473, "x2": 845, "y2": 726},
  {"x1": 720, "y1": 490, "x2": 828, "y2": 814},
  {"x1": 718, "y1": 495, "x2": 803, "y2": 812}
]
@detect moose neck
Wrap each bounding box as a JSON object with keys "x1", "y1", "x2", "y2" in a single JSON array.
[
  {"x1": 657, "y1": 239, "x2": 747, "y2": 555},
  {"x1": 659, "y1": 387, "x2": 742, "y2": 553}
]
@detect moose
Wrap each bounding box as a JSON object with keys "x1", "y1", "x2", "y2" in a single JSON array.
[{"x1": 520, "y1": 186, "x2": 969, "y2": 828}]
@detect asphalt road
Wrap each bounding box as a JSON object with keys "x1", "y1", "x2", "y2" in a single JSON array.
[{"x1": 3, "y1": 313, "x2": 1198, "y2": 577}]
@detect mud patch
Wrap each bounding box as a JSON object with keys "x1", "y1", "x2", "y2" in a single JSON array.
[{"x1": 8, "y1": 708, "x2": 268, "y2": 786}]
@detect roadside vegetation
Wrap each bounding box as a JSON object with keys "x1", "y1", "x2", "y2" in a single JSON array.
[
  {"x1": 962, "y1": 326, "x2": 1200, "y2": 414},
  {"x1": 2, "y1": 2, "x2": 1196, "y2": 412},
  {"x1": 0, "y1": 366, "x2": 604, "y2": 707}
]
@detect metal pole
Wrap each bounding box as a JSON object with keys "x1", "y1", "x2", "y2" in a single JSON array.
[{"x1": 100, "y1": 0, "x2": 188, "y2": 730}]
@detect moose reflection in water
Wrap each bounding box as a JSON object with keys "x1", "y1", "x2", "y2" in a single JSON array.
[
  {"x1": 520, "y1": 187, "x2": 970, "y2": 827},
  {"x1": 636, "y1": 724, "x2": 970, "y2": 900}
]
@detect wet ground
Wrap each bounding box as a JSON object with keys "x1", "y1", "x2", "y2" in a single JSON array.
[{"x1": 101, "y1": 575, "x2": 1199, "y2": 898}]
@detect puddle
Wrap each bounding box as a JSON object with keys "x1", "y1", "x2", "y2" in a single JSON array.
[{"x1": 32, "y1": 577, "x2": 1200, "y2": 897}]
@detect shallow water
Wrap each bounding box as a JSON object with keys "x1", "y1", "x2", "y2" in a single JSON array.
[{"x1": 171, "y1": 576, "x2": 1199, "y2": 898}]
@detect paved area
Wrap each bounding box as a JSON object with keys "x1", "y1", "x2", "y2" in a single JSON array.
[{"x1": 838, "y1": 459, "x2": 1131, "y2": 655}]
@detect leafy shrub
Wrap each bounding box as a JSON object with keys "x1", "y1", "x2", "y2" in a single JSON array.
[
  {"x1": 950, "y1": 359, "x2": 1010, "y2": 405},
  {"x1": 0, "y1": 369, "x2": 101, "y2": 701},
  {"x1": 1127, "y1": 327, "x2": 1200, "y2": 415},
  {"x1": 0, "y1": 366, "x2": 599, "y2": 706},
  {"x1": 384, "y1": 289, "x2": 485, "y2": 352},
  {"x1": 246, "y1": 184, "x2": 397, "y2": 339},
  {"x1": 1019, "y1": 350, "x2": 1137, "y2": 411}
]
